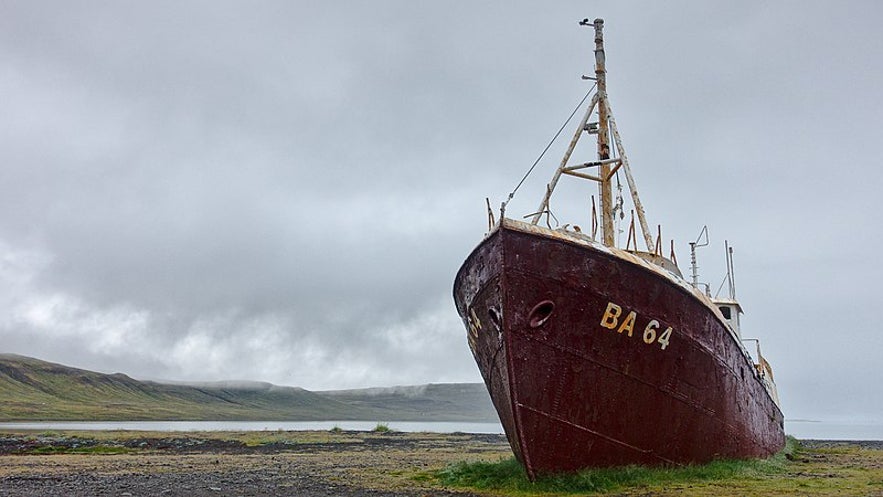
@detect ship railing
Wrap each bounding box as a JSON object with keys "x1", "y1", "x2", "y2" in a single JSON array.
[
  {"x1": 741, "y1": 337, "x2": 774, "y2": 381},
  {"x1": 742, "y1": 337, "x2": 781, "y2": 405},
  {"x1": 756, "y1": 355, "x2": 775, "y2": 382}
]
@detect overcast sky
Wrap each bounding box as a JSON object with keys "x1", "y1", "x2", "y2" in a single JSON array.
[{"x1": 2, "y1": 2, "x2": 882, "y2": 425}]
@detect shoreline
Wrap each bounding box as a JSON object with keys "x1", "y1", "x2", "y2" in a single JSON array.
[
  {"x1": 1, "y1": 430, "x2": 881, "y2": 496},
  {"x1": 2, "y1": 418, "x2": 880, "y2": 441}
]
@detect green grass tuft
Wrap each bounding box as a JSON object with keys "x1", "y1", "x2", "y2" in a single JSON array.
[
  {"x1": 372, "y1": 423, "x2": 392, "y2": 433},
  {"x1": 436, "y1": 438, "x2": 800, "y2": 495},
  {"x1": 438, "y1": 458, "x2": 530, "y2": 489},
  {"x1": 28, "y1": 445, "x2": 131, "y2": 455}
]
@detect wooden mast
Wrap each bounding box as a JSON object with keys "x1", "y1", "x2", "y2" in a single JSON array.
[
  {"x1": 528, "y1": 18, "x2": 656, "y2": 253},
  {"x1": 593, "y1": 18, "x2": 614, "y2": 247}
]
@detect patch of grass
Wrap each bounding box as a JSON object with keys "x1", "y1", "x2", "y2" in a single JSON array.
[
  {"x1": 28, "y1": 445, "x2": 131, "y2": 455},
  {"x1": 410, "y1": 471, "x2": 434, "y2": 482},
  {"x1": 330, "y1": 425, "x2": 343, "y2": 434},
  {"x1": 77, "y1": 445, "x2": 132, "y2": 455},
  {"x1": 372, "y1": 423, "x2": 392, "y2": 433},
  {"x1": 436, "y1": 437, "x2": 799, "y2": 495}
]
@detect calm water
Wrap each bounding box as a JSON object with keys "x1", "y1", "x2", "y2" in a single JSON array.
[
  {"x1": 0, "y1": 420, "x2": 880, "y2": 440},
  {"x1": 785, "y1": 421, "x2": 883, "y2": 440},
  {"x1": 0, "y1": 420, "x2": 505, "y2": 434}
]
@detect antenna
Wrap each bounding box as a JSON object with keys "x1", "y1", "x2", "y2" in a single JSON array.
[
  {"x1": 689, "y1": 225, "x2": 709, "y2": 289},
  {"x1": 725, "y1": 240, "x2": 736, "y2": 299}
]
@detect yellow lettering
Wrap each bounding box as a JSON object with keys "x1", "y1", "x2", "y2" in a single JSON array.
[
  {"x1": 600, "y1": 302, "x2": 621, "y2": 329},
  {"x1": 617, "y1": 311, "x2": 636, "y2": 337},
  {"x1": 468, "y1": 308, "x2": 481, "y2": 337}
]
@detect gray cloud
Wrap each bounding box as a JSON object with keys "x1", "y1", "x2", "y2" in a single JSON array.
[{"x1": 1, "y1": 1, "x2": 882, "y2": 424}]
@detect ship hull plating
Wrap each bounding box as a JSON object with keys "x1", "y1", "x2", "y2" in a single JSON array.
[{"x1": 453, "y1": 220, "x2": 784, "y2": 479}]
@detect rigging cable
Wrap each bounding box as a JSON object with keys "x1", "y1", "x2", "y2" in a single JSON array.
[{"x1": 503, "y1": 84, "x2": 597, "y2": 209}]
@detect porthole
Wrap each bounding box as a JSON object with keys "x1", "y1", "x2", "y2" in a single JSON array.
[
  {"x1": 528, "y1": 300, "x2": 555, "y2": 328},
  {"x1": 488, "y1": 307, "x2": 502, "y2": 329}
]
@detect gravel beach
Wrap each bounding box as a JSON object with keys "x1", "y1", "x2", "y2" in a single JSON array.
[
  {"x1": 0, "y1": 430, "x2": 510, "y2": 497},
  {"x1": 1, "y1": 431, "x2": 882, "y2": 496}
]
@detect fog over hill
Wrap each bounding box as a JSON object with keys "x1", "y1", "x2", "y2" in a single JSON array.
[{"x1": 0, "y1": 354, "x2": 497, "y2": 422}]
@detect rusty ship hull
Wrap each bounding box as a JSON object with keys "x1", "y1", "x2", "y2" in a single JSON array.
[{"x1": 453, "y1": 219, "x2": 785, "y2": 478}]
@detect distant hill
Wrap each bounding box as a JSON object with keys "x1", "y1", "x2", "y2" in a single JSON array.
[
  {"x1": 0, "y1": 354, "x2": 497, "y2": 422},
  {"x1": 319, "y1": 384, "x2": 498, "y2": 421}
]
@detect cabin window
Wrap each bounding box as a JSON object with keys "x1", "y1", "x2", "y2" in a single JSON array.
[{"x1": 719, "y1": 306, "x2": 732, "y2": 319}]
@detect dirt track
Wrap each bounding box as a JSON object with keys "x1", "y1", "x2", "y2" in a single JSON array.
[{"x1": 0, "y1": 431, "x2": 509, "y2": 496}]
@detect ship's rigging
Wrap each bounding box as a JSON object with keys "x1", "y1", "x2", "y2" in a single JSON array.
[{"x1": 500, "y1": 19, "x2": 662, "y2": 259}]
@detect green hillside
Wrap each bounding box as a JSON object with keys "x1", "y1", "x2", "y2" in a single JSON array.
[
  {"x1": 0, "y1": 354, "x2": 496, "y2": 422},
  {"x1": 319, "y1": 384, "x2": 499, "y2": 421}
]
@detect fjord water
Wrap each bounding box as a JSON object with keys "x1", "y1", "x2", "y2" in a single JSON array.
[
  {"x1": 0, "y1": 420, "x2": 880, "y2": 439},
  {"x1": 785, "y1": 420, "x2": 883, "y2": 440},
  {"x1": 0, "y1": 420, "x2": 506, "y2": 433}
]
